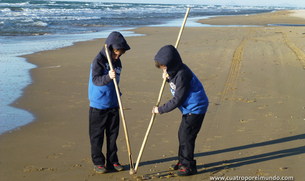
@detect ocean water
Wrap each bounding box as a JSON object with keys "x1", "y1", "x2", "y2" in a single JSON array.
[{"x1": 0, "y1": 0, "x2": 298, "y2": 134}]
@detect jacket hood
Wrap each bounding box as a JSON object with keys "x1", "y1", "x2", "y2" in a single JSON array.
[
  {"x1": 101, "y1": 31, "x2": 130, "y2": 57},
  {"x1": 154, "y1": 45, "x2": 183, "y2": 76}
]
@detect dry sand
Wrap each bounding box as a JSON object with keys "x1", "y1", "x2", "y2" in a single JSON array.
[
  {"x1": 1, "y1": 10, "x2": 305, "y2": 181},
  {"x1": 197, "y1": 10, "x2": 305, "y2": 26}
]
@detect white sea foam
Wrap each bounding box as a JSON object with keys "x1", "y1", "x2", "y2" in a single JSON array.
[{"x1": 32, "y1": 21, "x2": 48, "y2": 27}]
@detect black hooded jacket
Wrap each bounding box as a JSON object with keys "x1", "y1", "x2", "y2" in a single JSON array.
[
  {"x1": 88, "y1": 31, "x2": 130, "y2": 109},
  {"x1": 154, "y1": 45, "x2": 209, "y2": 115},
  {"x1": 91, "y1": 31, "x2": 130, "y2": 86}
]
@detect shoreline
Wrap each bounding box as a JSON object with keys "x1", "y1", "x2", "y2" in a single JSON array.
[
  {"x1": 1, "y1": 10, "x2": 305, "y2": 181},
  {"x1": 2, "y1": 9, "x2": 305, "y2": 135},
  {"x1": 0, "y1": 28, "x2": 143, "y2": 135}
]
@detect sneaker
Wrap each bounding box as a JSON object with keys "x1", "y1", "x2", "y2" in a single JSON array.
[
  {"x1": 174, "y1": 166, "x2": 194, "y2": 176},
  {"x1": 113, "y1": 163, "x2": 124, "y2": 171},
  {"x1": 169, "y1": 163, "x2": 181, "y2": 170},
  {"x1": 94, "y1": 165, "x2": 107, "y2": 174}
]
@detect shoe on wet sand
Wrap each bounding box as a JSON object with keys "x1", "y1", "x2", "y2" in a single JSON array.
[
  {"x1": 94, "y1": 165, "x2": 107, "y2": 174},
  {"x1": 175, "y1": 166, "x2": 197, "y2": 176},
  {"x1": 107, "y1": 162, "x2": 124, "y2": 171},
  {"x1": 113, "y1": 163, "x2": 124, "y2": 171}
]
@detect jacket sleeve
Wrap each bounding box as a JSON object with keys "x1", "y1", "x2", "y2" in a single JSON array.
[
  {"x1": 91, "y1": 53, "x2": 112, "y2": 86},
  {"x1": 158, "y1": 75, "x2": 191, "y2": 114}
]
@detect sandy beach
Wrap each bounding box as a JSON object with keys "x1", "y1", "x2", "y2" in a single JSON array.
[{"x1": 1, "y1": 10, "x2": 305, "y2": 181}]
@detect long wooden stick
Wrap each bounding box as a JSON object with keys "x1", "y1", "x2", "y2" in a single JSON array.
[
  {"x1": 104, "y1": 44, "x2": 135, "y2": 174},
  {"x1": 134, "y1": 7, "x2": 191, "y2": 173}
]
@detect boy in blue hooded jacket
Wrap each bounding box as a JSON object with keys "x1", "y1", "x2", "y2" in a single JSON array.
[
  {"x1": 88, "y1": 31, "x2": 130, "y2": 173},
  {"x1": 152, "y1": 45, "x2": 209, "y2": 176}
]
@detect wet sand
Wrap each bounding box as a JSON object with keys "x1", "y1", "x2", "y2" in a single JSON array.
[{"x1": 1, "y1": 10, "x2": 305, "y2": 181}]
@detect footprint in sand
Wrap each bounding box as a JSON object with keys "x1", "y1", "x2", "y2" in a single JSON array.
[
  {"x1": 46, "y1": 153, "x2": 63, "y2": 159},
  {"x1": 71, "y1": 164, "x2": 82, "y2": 168},
  {"x1": 62, "y1": 141, "x2": 75, "y2": 148},
  {"x1": 21, "y1": 165, "x2": 56, "y2": 172}
]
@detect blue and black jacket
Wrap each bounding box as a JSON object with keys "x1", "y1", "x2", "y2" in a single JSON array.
[
  {"x1": 88, "y1": 31, "x2": 130, "y2": 110},
  {"x1": 154, "y1": 45, "x2": 209, "y2": 115}
]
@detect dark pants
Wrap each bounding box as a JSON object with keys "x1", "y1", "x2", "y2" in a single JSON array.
[
  {"x1": 178, "y1": 113, "x2": 205, "y2": 170},
  {"x1": 89, "y1": 107, "x2": 120, "y2": 166}
]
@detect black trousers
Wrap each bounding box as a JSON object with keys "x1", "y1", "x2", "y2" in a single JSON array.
[
  {"x1": 89, "y1": 107, "x2": 120, "y2": 166},
  {"x1": 178, "y1": 113, "x2": 205, "y2": 170}
]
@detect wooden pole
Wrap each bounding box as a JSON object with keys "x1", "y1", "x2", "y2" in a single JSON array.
[
  {"x1": 104, "y1": 44, "x2": 135, "y2": 174},
  {"x1": 134, "y1": 7, "x2": 191, "y2": 173}
]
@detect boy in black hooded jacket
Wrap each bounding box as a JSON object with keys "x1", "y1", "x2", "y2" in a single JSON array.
[
  {"x1": 152, "y1": 45, "x2": 209, "y2": 176},
  {"x1": 88, "y1": 31, "x2": 130, "y2": 173}
]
